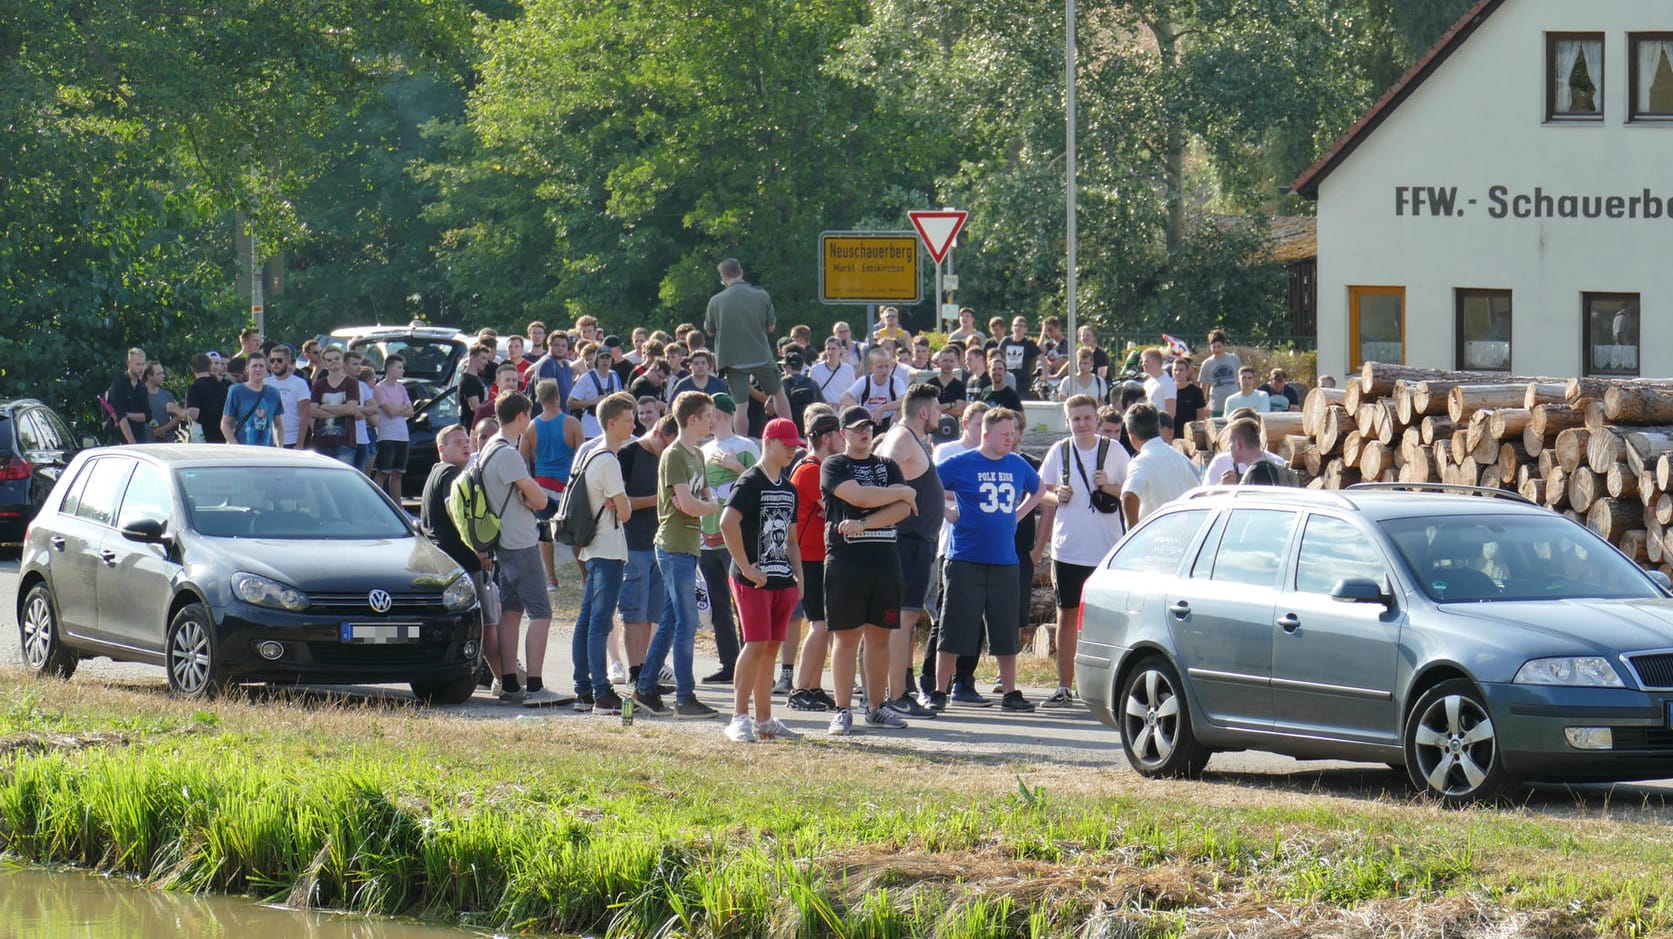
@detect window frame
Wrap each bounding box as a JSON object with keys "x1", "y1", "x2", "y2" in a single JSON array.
[
  {"x1": 1629, "y1": 32, "x2": 1673, "y2": 123},
  {"x1": 1292, "y1": 512, "x2": 1391, "y2": 596},
  {"x1": 1547, "y1": 32, "x2": 1606, "y2": 124},
  {"x1": 1582, "y1": 292, "x2": 1641, "y2": 378},
  {"x1": 1454, "y1": 288, "x2": 1513, "y2": 373},
  {"x1": 1348, "y1": 285, "x2": 1405, "y2": 372}
]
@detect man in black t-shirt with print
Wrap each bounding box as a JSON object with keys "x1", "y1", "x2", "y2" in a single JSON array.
[
  {"x1": 820, "y1": 406, "x2": 918, "y2": 735},
  {"x1": 185, "y1": 353, "x2": 228, "y2": 443},
  {"x1": 999, "y1": 316, "x2": 1042, "y2": 399}
]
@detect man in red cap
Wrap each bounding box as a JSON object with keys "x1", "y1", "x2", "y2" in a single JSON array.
[{"x1": 717, "y1": 417, "x2": 805, "y2": 742}]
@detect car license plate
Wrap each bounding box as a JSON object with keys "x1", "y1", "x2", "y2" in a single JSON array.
[{"x1": 340, "y1": 623, "x2": 423, "y2": 644}]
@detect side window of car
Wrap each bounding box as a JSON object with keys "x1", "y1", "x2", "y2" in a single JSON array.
[
  {"x1": 1295, "y1": 514, "x2": 1388, "y2": 594},
  {"x1": 74, "y1": 458, "x2": 135, "y2": 528},
  {"x1": 14, "y1": 411, "x2": 42, "y2": 452},
  {"x1": 58, "y1": 459, "x2": 94, "y2": 517},
  {"x1": 1203, "y1": 509, "x2": 1297, "y2": 588},
  {"x1": 36, "y1": 409, "x2": 72, "y2": 451},
  {"x1": 1106, "y1": 509, "x2": 1210, "y2": 575},
  {"x1": 116, "y1": 462, "x2": 175, "y2": 531}
]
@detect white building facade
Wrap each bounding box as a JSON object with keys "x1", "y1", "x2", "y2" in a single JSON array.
[{"x1": 1295, "y1": 0, "x2": 1673, "y2": 381}]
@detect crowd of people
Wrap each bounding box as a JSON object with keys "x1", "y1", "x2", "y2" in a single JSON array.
[{"x1": 107, "y1": 257, "x2": 1312, "y2": 738}]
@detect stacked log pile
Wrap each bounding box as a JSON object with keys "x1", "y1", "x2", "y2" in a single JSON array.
[{"x1": 1175, "y1": 361, "x2": 1673, "y2": 575}]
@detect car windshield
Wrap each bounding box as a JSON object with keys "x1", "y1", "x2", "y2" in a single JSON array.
[
  {"x1": 351, "y1": 338, "x2": 461, "y2": 383},
  {"x1": 1381, "y1": 514, "x2": 1661, "y2": 603},
  {"x1": 177, "y1": 465, "x2": 414, "y2": 540}
]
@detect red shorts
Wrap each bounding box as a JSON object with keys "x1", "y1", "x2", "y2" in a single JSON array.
[
  {"x1": 534, "y1": 475, "x2": 567, "y2": 493},
  {"x1": 730, "y1": 579, "x2": 798, "y2": 643}
]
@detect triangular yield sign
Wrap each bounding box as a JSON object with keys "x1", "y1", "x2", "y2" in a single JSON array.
[{"x1": 908, "y1": 210, "x2": 967, "y2": 264}]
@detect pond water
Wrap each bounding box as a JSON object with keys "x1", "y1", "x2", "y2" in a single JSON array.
[{"x1": 0, "y1": 867, "x2": 484, "y2": 938}]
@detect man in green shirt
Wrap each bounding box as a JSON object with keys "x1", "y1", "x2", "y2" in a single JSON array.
[
  {"x1": 705, "y1": 257, "x2": 789, "y2": 438},
  {"x1": 635, "y1": 390, "x2": 723, "y2": 719}
]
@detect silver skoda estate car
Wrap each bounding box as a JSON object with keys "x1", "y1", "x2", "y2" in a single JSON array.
[{"x1": 1076, "y1": 483, "x2": 1673, "y2": 803}]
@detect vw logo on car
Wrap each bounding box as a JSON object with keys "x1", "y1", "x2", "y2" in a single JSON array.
[{"x1": 368, "y1": 589, "x2": 393, "y2": 613}]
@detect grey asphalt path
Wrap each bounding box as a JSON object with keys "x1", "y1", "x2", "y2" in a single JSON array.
[{"x1": 4, "y1": 556, "x2": 1671, "y2": 812}]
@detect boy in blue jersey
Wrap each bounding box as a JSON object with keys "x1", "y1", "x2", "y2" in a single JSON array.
[{"x1": 931, "y1": 407, "x2": 1045, "y2": 712}]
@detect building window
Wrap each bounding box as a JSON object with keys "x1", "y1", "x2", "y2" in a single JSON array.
[
  {"x1": 1548, "y1": 33, "x2": 1605, "y2": 122},
  {"x1": 1631, "y1": 33, "x2": 1673, "y2": 121},
  {"x1": 1456, "y1": 289, "x2": 1512, "y2": 371},
  {"x1": 1349, "y1": 286, "x2": 1404, "y2": 371},
  {"x1": 1584, "y1": 293, "x2": 1640, "y2": 377}
]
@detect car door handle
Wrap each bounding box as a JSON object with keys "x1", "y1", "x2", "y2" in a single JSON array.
[
  {"x1": 1168, "y1": 600, "x2": 1190, "y2": 619},
  {"x1": 99, "y1": 549, "x2": 117, "y2": 566},
  {"x1": 50, "y1": 536, "x2": 66, "y2": 551},
  {"x1": 1276, "y1": 613, "x2": 1301, "y2": 633}
]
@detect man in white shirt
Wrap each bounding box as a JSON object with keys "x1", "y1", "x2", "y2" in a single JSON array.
[
  {"x1": 1141, "y1": 347, "x2": 1177, "y2": 416},
  {"x1": 1035, "y1": 394, "x2": 1128, "y2": 707},
  {"x1": 1120, "y1": 404, "x2": 1198, "y2": 528},
  {"x1": 570, "y1": 392, "x2": 634, "y2": 715},
  {"x1": 1222, "y1": 367, "x2": 1272, "y2": 414},
  {"x1": 265, "y1": 344, "x2": 312, "y2": 448},
  {"x1": 1201, "y1": 413, "x2": 1287, "y2": 487},
  {"x1": 808, "y1": 336, "x2": 857, "y2": 404}
]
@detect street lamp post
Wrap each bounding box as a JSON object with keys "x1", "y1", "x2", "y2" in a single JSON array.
[{"x1": 1065, "y1": 0, "x2": 1078, "y2": 352}]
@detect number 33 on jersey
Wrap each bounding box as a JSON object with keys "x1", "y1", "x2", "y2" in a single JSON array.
[{"x1": 936, "y1": 448, "x2": 1040, "y2": 566}]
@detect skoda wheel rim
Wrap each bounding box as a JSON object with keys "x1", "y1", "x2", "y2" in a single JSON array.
[
  {"x1": 1412, "y1": 693, "x2": 1497, "y2": 797},
  {"x1": 170, "y1": 617, "x2": 212, "y2": 695},
  {"x1": 1124, "y1": 668, "x2": 1181, "y2": 768},
  {"x1": 21, "y1": 593, "x2": 52, "y2": 669}
]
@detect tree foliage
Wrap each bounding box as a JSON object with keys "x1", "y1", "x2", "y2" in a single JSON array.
[{"x1": 3, "y1": 0, "x2": 1481, "y2": 426}]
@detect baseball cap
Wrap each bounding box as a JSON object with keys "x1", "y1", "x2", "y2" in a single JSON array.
[
  {"x1": 807, "y1": 412, "x2": 841, "y2": 438},
  {"x1": 932, "y1": 414, "x2": 961, "y2": 444},
  {"x1": 205, "y1": 350, "x2": 223, "y2": 361},
  {"x1": 763, "y1": 418, "x2": 802, "y2": 447},
  {"x1": 841, "y1": 405, "x2": 875, "y2": 429},
  {"x1": 782, "y1": 350, "x2": 804, "y2": 370},
  {"x1": 603, "y1": 334, "x2": 624, "y2": 348},
  {"x1": 711, "y1": 392, "x2": 737, "y2": 414}
]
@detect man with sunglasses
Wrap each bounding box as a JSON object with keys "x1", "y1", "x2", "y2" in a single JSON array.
[{"x1": 266, "y1": 345, "x2": 312, "y2": 449}]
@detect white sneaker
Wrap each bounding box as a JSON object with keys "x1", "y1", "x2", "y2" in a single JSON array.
[
  {"x1": 755, "y1": 717, "x2": 800, "y2": 740},
  {"x1": 660, "y1": 665, "x2": 676, "y2": 684},
  {"x1": 827, "y1": 708, "x2": 854, "y2": 736},
  {"x1": 723, "y1": 714, "x2": 757, "y2": 742},
  {"x1": 607, "y1": 660, "x2": 628, "y2": 684}
]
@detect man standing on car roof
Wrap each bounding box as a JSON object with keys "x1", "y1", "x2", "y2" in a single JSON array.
[{"x1": 705, "y1": 258, "x2": 791, "y2": 439}]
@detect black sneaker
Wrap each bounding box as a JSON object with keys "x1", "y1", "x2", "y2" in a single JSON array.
[
  {"x1": 701, "y1": 669, "x2": 734, "y2": 684},
  {"x1": 573, "y1": 695, "x2": 595, "y2": 714},
  {"x1": 674, "y1": 697, "x2": 720, "y2": 720},
  {"x1": 593, "y1": 688, "x2": 624, "y2": 715},
  {"x1": 949, "y1": 681, "x2": 993, "y2": 707},
  {"x1": 477, "y1": 661, "x2": 494, "y2": 688},
  {"x1": 811, "y1": 688, "x2": 839, "y2": 711},
  {"x1": 788, "y1": 689, "x2": 829, "y2": 712},
  {"x1": 1001, "y1": 690, "x2": 1037, "y2": 712},
  {"x1": 926, "y1": 690, "x2": 949, "y2": 711},
  {"x1": 632, "y1": 689, "x2": 672, "y2": 717},
  {"x1": 887, "y1": 694, "x2": 938, "y2": 719}
]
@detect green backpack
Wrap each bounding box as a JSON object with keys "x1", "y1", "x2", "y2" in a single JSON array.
[{"x1": 448, "y1": 439, "x2": 516, "y2": 553}]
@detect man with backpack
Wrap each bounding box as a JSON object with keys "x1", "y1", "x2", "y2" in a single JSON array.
[
  {"x1": 565, "y1": 392, "x2": 635, "y2": 715},
  {"x1": 1033, "y1": 394, "x2": 1128, "y2": 708},
  {"x1": 778, "y1": 348, "x2": 820, "y2": 434},
  {"x1": 465, "y1": 391, "x2": 570, "y2": 707}
]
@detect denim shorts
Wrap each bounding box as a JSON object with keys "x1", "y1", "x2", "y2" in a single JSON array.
[{"x1": 616, "y1": 548, "x2": 664, "y2": 622}]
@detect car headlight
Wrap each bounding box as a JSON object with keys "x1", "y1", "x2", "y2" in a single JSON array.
[
  {"x1": 441, "y1": 574, "x2": 477, "y2": 611},
  {"x1": 1513, "y1": 656, "x2": 1625, "y2": 687},
  {"x1": 231, "y1": 572, "x2": 309, "y2": 612}
]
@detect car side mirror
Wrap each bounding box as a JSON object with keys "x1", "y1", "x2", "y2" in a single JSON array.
[
  {"x1": 1650, "y1": 570, "x2": 1672, "y2": 593},
  {"x1": 1331, "y1": 577, "x2": 1390, "y2": 605},
  {"x1": 121, "y1": 517, "x2": 169, "y2": 545},
  {"x1": 80, "y1": 435, "x2": 99, "y2": 449}
]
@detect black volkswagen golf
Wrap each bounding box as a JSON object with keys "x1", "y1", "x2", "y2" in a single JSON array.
[{"x1": 13, "y1": 445, "x2": 482, "y2": 702}]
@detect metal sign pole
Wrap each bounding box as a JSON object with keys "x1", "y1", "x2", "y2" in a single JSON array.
[{"x1": 934, "y1": 258, "x2": 944, "y2": 330}]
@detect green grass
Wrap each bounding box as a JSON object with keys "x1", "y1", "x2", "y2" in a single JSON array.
[{"x1": 4, "y1": 676, "x2": 1673, "y2": 936}]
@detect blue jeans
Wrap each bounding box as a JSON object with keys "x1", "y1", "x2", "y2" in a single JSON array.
[
  {"x1": 572, "y1": 557, "x2": 625, "y2": 697},
  {"x1": 638, "y1": 548, "x2": 700, "y2": 701},
  {"x1": 320, "y1": 445, "x2": 357, "y2": 466}
]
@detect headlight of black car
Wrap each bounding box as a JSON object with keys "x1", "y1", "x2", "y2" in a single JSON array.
[
  {"x1": 231, "y1": 572, "x2": 310, "y2": 612},
  {"x1": 441, "y1": 573, "x2": 477, "y2": 612}
]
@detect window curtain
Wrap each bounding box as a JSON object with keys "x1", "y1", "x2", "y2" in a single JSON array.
[
  {"x1": 1639, "y1": 39, "x2": 1673, "y2": 114},
  {"x1": 1555, "y1": 41, "x2": 1582, "y2": 112}
]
